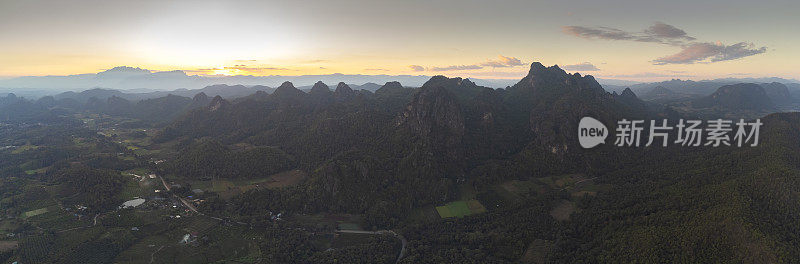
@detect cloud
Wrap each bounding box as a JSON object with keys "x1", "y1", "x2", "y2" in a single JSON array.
[
  {"x1": 480, "y1": 55, "x2": 525, "y2": 68},
  {"x1": 562, "y1": 23, "x2": 692, "y2": 45},
  {"x1": 563, "y1": 22, "x2": 766, "y2": 64},
  {"x1": 563, "y1": 26, "x2": 639, "y2": 41},
  {"x1": 644, "y1": 22, "x2": 695, "y2": 41},
  {"x1": 225, "y1": 66, "x2": 291, "y2": 71},
  {"x1": 410, "y1": 56, "x2": 526, "y2": 72},
  {"x1": 365, "y1": 68, "x2": 389, "y2": 71},
  {"x1": 429, "y1": 65, "x2": 483, "y2": 71},
  {"x1": 562, "y1": 62, "x2": 600, "y2": 71},
  {"x1": 408, "y1": 65, "x2": 425, "y2": 71},
  {"x1": 653, "y1": 42, "x2": 767, "y2": 65},
  {"x1": 606, "y1": 72, "x2": 696, "y2": 78}
]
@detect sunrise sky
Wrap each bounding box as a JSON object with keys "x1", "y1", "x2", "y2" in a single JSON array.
[{"x1": 1, "y1": 0, "x2": 798, "y2": 81}]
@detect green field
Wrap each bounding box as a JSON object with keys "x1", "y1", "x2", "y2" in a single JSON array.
[
  {"x1": 22, "y1": 207, "x2": 49, "y2": 218},
  {"x1": 435, "y1": 200, "x2": 486, "y2": 218}
]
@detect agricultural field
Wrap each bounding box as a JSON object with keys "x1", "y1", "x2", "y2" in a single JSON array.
[
  {"x1": 435, "y1": 200, "x2": 486, "y2": 218},
  {"x1": 117, "y1": 177, "x2": 157, "y2": 201},
  {"x1": 190, "y1": 169, "x2": 308, "y2": 199},
  {"x1": 22, "y1": 207, "x2": 49, "y2": 219}
]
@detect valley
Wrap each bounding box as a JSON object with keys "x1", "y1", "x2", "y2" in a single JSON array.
[{"x1": 1, "y1": 63, "x2": 799, "y2": 263}]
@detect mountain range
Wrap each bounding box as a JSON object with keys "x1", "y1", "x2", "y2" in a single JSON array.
[{"x1": 0, "y1": 66, "x2": 520, "y2": 97}]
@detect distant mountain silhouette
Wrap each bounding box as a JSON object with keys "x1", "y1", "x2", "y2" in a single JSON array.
[
  {"x1": 693, "y1": 83, "x2": 775, "y2": 111},
  {"x1": 0, "y1": 67, "x2": 523, "y2": 93}
]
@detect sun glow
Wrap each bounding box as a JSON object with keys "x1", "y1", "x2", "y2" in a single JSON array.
[{"x1": 212, "y1": 68, "x2": 241, "y2": 76}]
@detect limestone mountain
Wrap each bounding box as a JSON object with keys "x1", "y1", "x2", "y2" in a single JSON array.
[
  {"x1": 760, "y1": 82, "x2": 792, "y2": 106},
  {"x1": 396, "y1": 82, "x2": 466, "y2": 177},
  {"x1": 505, "y1": 62, "x2": 645, "y2": 155}
]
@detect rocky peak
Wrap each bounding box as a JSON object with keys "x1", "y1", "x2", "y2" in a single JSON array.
[
  {"x1": 423, "y1": 76, "x2": 477, "y2": 89},
  {"x1": 189, "y1": 92, "x2": 211, "y2": 108},
  {"x1": 511, "y1": 62, "x2": 604, "y2": 97},
  {"x1": 310, "y1": 81, "x2": 331, "y2": 94},
  {"x1": 375, "y1": 81, "x2": 408, "y2": 97},
  {"x1": 620, "y1": 88, "x2": 637, "y2": 99},
  {"x1": 193, "y1": 92, "x2": 209, "y2": 102},
  {"x1": 381, "y1": 81, "x2": 403, "y2": 90},
  {"x1": 506, "y1": 62, "x2": 638, "y2": 155},
  {"x1": 334, "y1": 82, "x2": 355, "y2": 99},
  {"x1": 614, "y1": 88, "x2": 647, "y2": 112},
  {"x1": 308, "y1": 81, "x2": 333, "y2": 106},
  {"x1": 270, "y1": 81, "x2": 306, "y2": 100},
  {"x1": 208, "y1": 95, "x2": 229, "y2": 112}
]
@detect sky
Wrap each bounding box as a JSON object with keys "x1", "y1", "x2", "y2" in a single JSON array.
[{"x1": 0, "y1": 0, "x2": 798, "y2": 82}]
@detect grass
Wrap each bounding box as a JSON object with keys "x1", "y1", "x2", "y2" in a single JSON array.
[
  {"x1": 211, "y1": 180, "x2": 236, "y2": 193},
  {"x1": 435, "y1": 200, "x2": 486, "y2": 218},
  {"x1": 204, "y1": 170, "x2": 308, "y2": 199},
  {"x1": 117, "y1": 179, "x2": 152, "y2": 200}
]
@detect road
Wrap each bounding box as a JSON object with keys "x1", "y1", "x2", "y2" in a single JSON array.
[
  {"x1": 336, "y1": 229, "x2": 407, "y2": 263},
  {"x1": 157, "y1": 175, "x2": 200, "y2": 214}
]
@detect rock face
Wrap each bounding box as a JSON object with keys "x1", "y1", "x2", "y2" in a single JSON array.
[
  {"x1": 400, "y1": 85, "x2": 464, "y2": 143},
  {"x1": 397, "y1": 82, "x2": 465, "y2": 174},
  {"x1": 693, "y1": 83, "x2": 775, "y2": 110}
]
